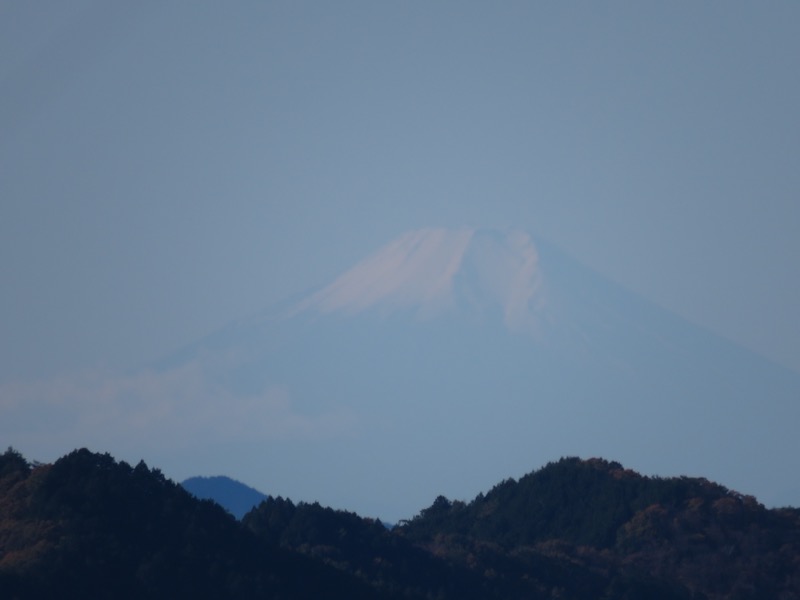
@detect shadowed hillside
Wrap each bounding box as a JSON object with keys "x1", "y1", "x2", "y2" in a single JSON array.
[
  {"x1": 1, "y1": 449, "x2": 799, "y2": 599},
  {"x1": 400, "y1": 458, "x2": 800, "y2": 599},
  {"x1": 0, "y1": 448, "x2": 378, "y2": 600}
]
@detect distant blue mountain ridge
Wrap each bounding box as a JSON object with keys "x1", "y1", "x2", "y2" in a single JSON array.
[{"x1": 181, "y1": 475, "x2": 268, "y2": 519}]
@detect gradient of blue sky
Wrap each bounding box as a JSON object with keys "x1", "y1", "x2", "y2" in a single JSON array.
[{"x1": 2, "y1": 5, "x2": 798, "y2": 407}]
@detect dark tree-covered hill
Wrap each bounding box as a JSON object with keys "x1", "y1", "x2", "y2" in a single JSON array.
[
  {"x1": 1, "y1": 449, "x2": 799, "y2": 599},
  {"x1": 243, "y1": 496, "x2": 503, "y2": 599},
  {"x1": 243, "y1": 480, "x2": 696, "y2": 599},
  {"x1": 0, "y1": 448, "x2": 379, "y2": 600},
  {"x1": 400, "y1": 457, "x2": 800, "y2": 599}
]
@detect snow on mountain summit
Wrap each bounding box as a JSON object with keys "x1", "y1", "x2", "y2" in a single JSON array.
[{"x1": 292, "y1": 227, "x2": 545, "y2": 332}]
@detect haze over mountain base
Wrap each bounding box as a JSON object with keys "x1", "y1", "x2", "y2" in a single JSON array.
[
  {"x1": 3, "y1": 228, "x2": 799, "y2": 521},
  {"x1": 159, "y1": 228, "x2": 800, "y2": 519}
]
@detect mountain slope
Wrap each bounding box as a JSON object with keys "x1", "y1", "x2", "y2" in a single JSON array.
[
  {"x1": 2, "y1": 448, "x2": 798, "y2": 599},
  {"x1": 181, "y1": 475, "x2": 268, "y2": 519},
  {"x1": 159, "y1": 227, "x2": 800, "y2": 519},
  {"x1": 400, "y1": 457, "x2": 800, "y2": 599},
  {"x1": 290, "y1": 228, "x2": 545, "y2": 332},
  {"x1": 0, "y1": 448, "x2": 379, "y2": 600}
]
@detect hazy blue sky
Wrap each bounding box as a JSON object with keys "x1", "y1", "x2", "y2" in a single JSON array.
[
  {"x1": 2, "y1": 3, "x2": 800, "y2": 503},
  {"x1": 3, "y1": 2, "x2": 799, "y2": 379}
]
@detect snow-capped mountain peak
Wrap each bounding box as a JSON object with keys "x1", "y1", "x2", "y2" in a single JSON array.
[
  {"x1": 146, "y1": 225, "x2": 800, "y2": 518},
  {"x1": 292, "y1": 227, "x2": 545, "y2": 332}
]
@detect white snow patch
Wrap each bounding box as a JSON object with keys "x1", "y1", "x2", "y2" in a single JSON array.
[
  {"x1": 291, "y1": 227, "x2": 547, "y2": 331},
  {"x1": 294, "y1": 228, "x2": 475, "y2": 316}
]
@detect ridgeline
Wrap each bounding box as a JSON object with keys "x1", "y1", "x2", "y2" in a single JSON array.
[{"x1": 1, "y1": 448, "x2": 798, "y2": 599}]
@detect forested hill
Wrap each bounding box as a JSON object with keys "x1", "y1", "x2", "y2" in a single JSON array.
[
  {"x1": 0, "y1": 448, "x2": 378, "y2": 600},
  {"x1": 2, "y1": 449, "x2": 799, "y2": 599},
  {"x1": 400, "y1": 457, "x2": 800, "y2": 598}
]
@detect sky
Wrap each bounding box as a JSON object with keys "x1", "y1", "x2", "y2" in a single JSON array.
[{"x1": 2, "y1": 2, "x2": 800, "y2": 507}]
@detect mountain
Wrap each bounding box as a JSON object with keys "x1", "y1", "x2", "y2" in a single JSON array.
[
  {"x1": 0, "y1": 448, "x2": 379, "y2": 600},
  {"x1": 161, "y1": 227, "x2": 800, "y2": 520},
  {"x1": 248, "y1": 455, "x2": 800, "y2": 599},
  {"x1": 4, "y1": 448, "x2": 798, "y2": 599},
  {"x1": 181, "y1": 475, "x2": 268, "y2": 519},
  {"x1": 288, "y1": 228, "x2": 545, "y2": 331},
  {"x1": 398, "y1": 456, "x2": 800, "y2": 599}
]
